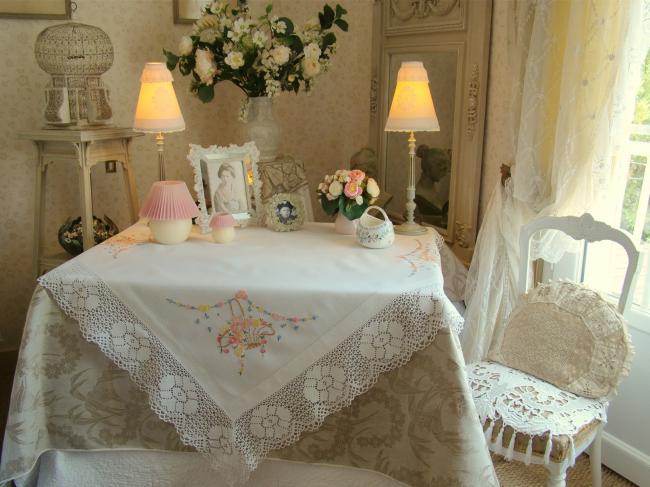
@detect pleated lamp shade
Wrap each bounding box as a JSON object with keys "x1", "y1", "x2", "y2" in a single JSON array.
[
  {"x1": 139, "y1": 181, "x2": 199, "y2": 220},
  {"x1": 133, "y1": 62, "x2": 185, "y2": 133},
  {"x1": 385, "y1": 61, "x2": 440, "y2": 133}
]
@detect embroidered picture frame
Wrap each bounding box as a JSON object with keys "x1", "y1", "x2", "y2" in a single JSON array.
[
  {"x1": 265, "y1": 193, "x2": 305, "y2": 232},
  {"x1": 188, "y1": 142, "x2": 261, "y2": 234}
]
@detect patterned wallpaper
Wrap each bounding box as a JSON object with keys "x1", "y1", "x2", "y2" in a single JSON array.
[{"x1": 0, "y1": 0, "x2": 374, "y2": 350}]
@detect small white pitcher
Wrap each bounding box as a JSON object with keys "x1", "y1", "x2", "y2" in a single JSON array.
[{"x1": 356, "y1": 206, "x2": 395, "y2": 249}]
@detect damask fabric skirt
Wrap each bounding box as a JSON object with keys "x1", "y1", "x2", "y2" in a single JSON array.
[{"x1": 0, "y1": 288, "x2": 498, "y2": 487}]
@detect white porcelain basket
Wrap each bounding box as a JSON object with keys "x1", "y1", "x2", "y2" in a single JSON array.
[{"x1": 356, "y1": 206, "x2": 394, "y2": 249}]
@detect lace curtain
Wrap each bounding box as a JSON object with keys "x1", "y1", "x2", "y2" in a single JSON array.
[{"x1": 462, "y1": 0, "x2": 650, "y2": 363}]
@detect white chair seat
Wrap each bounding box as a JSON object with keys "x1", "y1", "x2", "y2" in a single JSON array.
[{"x1": 467, "y1": 361, "x2": 607, "y2": 464}]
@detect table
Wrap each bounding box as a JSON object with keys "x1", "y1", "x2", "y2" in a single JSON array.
[
  {"x1": 0, "y1": 223, "x2": 497, "y2": 487},
  {"x1": 19, "y1": 127, "x2": 142, "y2": 276}
]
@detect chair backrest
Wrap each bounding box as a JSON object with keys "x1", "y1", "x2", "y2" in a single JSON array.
[{"x1": 518, "y1": 213, "x2": 640, "y2": 314}]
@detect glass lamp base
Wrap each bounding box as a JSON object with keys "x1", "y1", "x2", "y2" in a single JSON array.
[{"x1": 394, "y1": 221, "x2": 428, "y2": 236}]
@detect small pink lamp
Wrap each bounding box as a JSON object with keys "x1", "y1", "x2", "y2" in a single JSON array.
[
  {"x1": 140, "y1": 180, "x2": 199, "y2": 244},
  {"x1": 210, "y1": 212, "x2": 237, "y2": 243}
]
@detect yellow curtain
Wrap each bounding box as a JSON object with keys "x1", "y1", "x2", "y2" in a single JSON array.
[{"x1": 462, "y1": 0, "x2": 644, "y2": 362}]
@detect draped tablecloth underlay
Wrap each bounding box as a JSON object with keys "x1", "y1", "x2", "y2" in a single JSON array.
[{"x1": 0, "y1": 222, "x2": 498, "y2": 486}]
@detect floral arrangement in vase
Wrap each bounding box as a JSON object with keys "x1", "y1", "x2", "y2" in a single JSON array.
[
  {"x1": 317, "y1": 169, "x2": 380, "y2": 228},
  {"x1": 163, "y1": 0, "x2": 348, "y2": 103}
]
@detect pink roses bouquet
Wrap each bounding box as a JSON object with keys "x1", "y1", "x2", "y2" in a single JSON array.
[{"x1": 317, "y1": 169, "x2": 380, "y2": 220}]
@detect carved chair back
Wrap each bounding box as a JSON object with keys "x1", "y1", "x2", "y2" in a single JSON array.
[{"x1": 518, "y1": 213, "x2": 640, "y2": 313}]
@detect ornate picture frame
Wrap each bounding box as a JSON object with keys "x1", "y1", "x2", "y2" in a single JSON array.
[
  {"x1": 173, "y1": 0, "x2": 202, "y2": 24},
  {"x1": 0, "y1": 0, "x2": 71, "y2": 19},
  {"x1": 265, "y1": 193, "x2": 305, "y2": 232},
  {"x1": 188, "y1": 142, "x2": 261, "y2": 234}
]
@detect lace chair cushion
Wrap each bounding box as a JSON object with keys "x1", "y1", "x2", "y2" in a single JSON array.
[
  {"x1": 487, "y1": 280, "x2": 633, "y2": 398},
  {"x1": 468, "y1": 361, "x2": 608, "y2": 464}
]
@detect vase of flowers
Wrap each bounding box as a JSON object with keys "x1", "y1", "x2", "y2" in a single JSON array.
[
  {"x1": 164, "y1": 1, "x2": 348, "y2": 161},
  {"x1": 317, "y1": 169, "x2": 381, "y2": 235}
]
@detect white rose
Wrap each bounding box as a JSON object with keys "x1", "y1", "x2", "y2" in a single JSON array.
[
  {"x1": 355, "y1": 195, "x2": 363, "y2": 205},
  {"x1": 274, "y1": 20, "x2": 287, "y2": 34},
  {"x1": 252, "y1": 30, "x2": 267, "y2": 48},
  {"x1": 329, "y1": 180, "x2": 343, "y2": 197},
  {"x1": 270, "y1": 45, "x2": 291, "y2": 66},
  {"x1": 195, "y1": 49, "x2": 218, "y2": 84},
  {"x1": 366, "y1": 178, "x2": 380, "y2": 198},
  {"x1": 303, "y1": 42, "x2": 321, "y2": 60},
  {"x1": 179, "y1": 36, "x2": 193, "y2": 56},
  {"x1": 302, "y1": 58, "x2": 321, "y2": 78},
  {"x1": 225, "y1": 51, "x2": 245, "y2": 69}
]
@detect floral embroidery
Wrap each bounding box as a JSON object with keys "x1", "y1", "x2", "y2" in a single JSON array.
[
  {"x1": 359, "y1": 321, "x2": 404, "y2": 361},
  {"x1": 62, "y1": 280, "x2": 101, "y2": 311},
  {"x1": 167, "y1": 291, "x2": 318, "y2": 374},
  {"x1": 110, "y1": 321, "x2": 152, "y2": 364},
  {"x1": 398, "y1": 239, "x2": 440, "y2": 277},
  {"x1": 159, "y1": 374, "x2": 199, "y2": 416},
  {"x1": 250, "y1": 404, "x2": 292, "y2": 441},
  {"x1": 303, "y1": 364, "x2": 346, "y2": 404},
  {"x1": 207, "y1": 424, "x2": 233, "y2": 454},
  {"x1": 100, "y1": 234, "x2": 148, "y2": 258}
]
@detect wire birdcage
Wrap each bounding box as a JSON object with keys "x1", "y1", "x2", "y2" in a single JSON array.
[{"x1": 35, "y1": 22, "x2": 114, "y2": 127}]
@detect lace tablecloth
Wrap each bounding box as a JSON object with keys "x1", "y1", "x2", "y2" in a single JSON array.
[{"x1": 1, "y1": 222, "x2": 498, "y2": 486}]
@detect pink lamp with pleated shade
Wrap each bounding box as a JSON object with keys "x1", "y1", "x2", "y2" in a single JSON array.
[{"x1": 140, "y1": 180, "x2": 198, "y2": 244}]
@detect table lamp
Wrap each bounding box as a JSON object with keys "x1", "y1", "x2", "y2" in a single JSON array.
[
  {"x1": 133, "y1": 62, "x2": 185, "y2": 181},
  {"x1": 385, "y1": 61, "x2": 440, "y2": 235}
]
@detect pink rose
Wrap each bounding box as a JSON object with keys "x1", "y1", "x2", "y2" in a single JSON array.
[
  {"x1": 344, "y1": 181, "x2": 363, "y2": 199},
  {"x1": 349, "y1": 169, "x2": 366, "y2": 182},
  {"x1": 235, "y1": 290, "x2": 248, "y2": 300}
]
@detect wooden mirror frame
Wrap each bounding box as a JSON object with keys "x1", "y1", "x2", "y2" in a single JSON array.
[{"x1": 369, "y1": 0, "x2": 492, "y2": 262}]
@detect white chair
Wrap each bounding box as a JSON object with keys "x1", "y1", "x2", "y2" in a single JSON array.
[{"x1": 467, "y1": 213, "x2": 639, "y2": 487}]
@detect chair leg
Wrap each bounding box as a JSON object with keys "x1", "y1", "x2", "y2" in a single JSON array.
[
  {"x1": 590, "y1": 426, "x2": 603, "y2": 487},
  {"x1": 546, "y1": 463, "x2": 567, "y2": 487}
]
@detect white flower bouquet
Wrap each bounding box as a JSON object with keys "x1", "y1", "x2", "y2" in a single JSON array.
[
  {"x1": 164, "y1": 0, "x2": 348, "y2": 102},
  {"x1": 317, "y1": 169, "x2": 380, "y2": 220}
]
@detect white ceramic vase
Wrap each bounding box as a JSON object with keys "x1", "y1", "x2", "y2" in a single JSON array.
[
  {"x1": 149, "y1": 219, "x2": 192, "y2": 244},
  {"x1": 245, "y1": 96, "x2": 280, "y2": 162},
  {"x1": 335, "y1": 212, "x2": 358, "y2": 235}
]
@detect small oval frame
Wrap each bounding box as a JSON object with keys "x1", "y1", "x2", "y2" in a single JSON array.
[{"x1": 266, "y1": 193, "x2": 305, "y2": 232}]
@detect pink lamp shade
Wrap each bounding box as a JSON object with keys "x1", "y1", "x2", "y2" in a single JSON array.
[
  {"x1": 139, "y1": 180, "x2": 199, "y2": 221},
  {"x1": 210, "y1": 212, "x2": 237, "y2": 229}
]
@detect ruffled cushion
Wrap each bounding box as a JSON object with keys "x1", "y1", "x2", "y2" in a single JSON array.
[
  {"x1": 467, "y1": 361, "x2": 607, "y2": 464},
  {"x1": 487, "y1": 280, "x2": 633, "y2": 399}
]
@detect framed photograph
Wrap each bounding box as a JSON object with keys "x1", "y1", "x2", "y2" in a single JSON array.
[
  {"x1": 0, "y1": 0, "x2": 71, "y2": 19},
  {"x1": 173, "y1": 0, "x2": 203, "y2": 24},
  {"x1": 266, "y1": 193, "x2": 305, "y2": 232},
  {"x1": 188, "y1": 142, "x2": 261, "y2": 234}
]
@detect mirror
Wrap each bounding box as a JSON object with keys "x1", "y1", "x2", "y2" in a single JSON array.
[
  {"x1": 370, "y1": 0, "x2": 492, "y2": 258},
  {"x1": 385, "y1": 50, "x2": 458, "y2": 229}
]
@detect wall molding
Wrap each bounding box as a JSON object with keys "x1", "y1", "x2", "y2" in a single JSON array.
[{"x1": 599, "y1": 431, "x2": 650, "y2": 487}]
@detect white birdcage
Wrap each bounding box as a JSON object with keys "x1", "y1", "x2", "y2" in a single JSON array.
[{"x1": 35, "y1": 22, "x2": 114, "y2": 127}]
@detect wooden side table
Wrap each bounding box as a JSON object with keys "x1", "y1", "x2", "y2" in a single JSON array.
[{"x1": 19, "y1": 127, "x2": 143, "y2": 277}]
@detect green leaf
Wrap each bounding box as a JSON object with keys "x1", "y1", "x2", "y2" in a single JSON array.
[
  {"x1": 322, "y1": 32, "x2": 337, "y2": 49},
  {"x1": 335, "y1": 4, "x2": 347, "y2": 17},
  {"x1": 163, "y1": 49, "x2": 179, "y2": 71},
  {"x1": 340, "y1": 198, "x2": 367, "y2": 220},
  {"x1": 265, "y1": 4, "x2": 273, "y2": 13},
  {"x1": 278, "y1": 17, "x2": 294, "y2": 35},
  {"x1": 324, "y1": 5, "x2": 335, "y2": 23},
  {"x1": 197, "y1": 84, "x2": 215, "y2": 103},
  {"x1": 320, "y1": 195, "x2": 340, "y2": 216},
  {"x1": 287, "y1": 34, "x2": 303, "y2": 53},
  {"x1": 334, "y1": 18, "x2": 348, "y2": 32}
]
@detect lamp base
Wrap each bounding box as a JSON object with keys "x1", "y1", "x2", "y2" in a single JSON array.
[{"x1": 394, "y1": 221, "x2": 428, "y2": 236}]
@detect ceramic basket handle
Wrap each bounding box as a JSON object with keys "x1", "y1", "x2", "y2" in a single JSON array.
[{"x1": 364, "y1": 205, "x2": 390, "y2": 222}]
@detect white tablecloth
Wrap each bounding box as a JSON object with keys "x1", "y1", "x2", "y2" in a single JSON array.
[{"x1": 36, "y1": 222, "x2": 461, "y2": 484}]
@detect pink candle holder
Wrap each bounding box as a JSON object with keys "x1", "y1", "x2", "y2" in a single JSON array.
[{"x1": 140, "y1": 180, "x2": 199, "y2": 244}]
